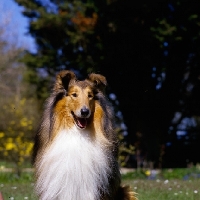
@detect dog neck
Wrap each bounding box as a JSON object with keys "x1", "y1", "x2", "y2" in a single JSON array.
[{"x1": 35, "y1": 126, "x2": 112, "y2": 200}]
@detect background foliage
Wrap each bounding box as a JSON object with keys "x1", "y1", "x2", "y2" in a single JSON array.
[
  {"x1": 0, "y1": 14, "x2": 39, "y2": 174},
  {"x1": 1, "y1": 0, "x2": 199, "y2": 169}
]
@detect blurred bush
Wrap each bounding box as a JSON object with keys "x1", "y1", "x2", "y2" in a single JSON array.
[{"x1": 0, "y1": 16, "x2": 39, "y2": 176}]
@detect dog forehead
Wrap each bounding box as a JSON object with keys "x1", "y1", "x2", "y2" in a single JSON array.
[
  {"x1": 69, "y1": 80, "x2": 93, "y2": 92},
  {"x1": 77, "y1": 80, "x2": 91, "y2": 87}
]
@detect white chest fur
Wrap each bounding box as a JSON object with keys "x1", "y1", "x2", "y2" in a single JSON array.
[{"x1": 35, "y1": 127, "x2": 111, "y2": 200}]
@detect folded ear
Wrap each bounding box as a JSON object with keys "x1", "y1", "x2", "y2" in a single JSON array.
[
  {"x1": 53, "y1": 70, "x2": 76, "y2": 92},
  {"x1": 88, "y1": 73, "x2": 107, "y2": 93}
]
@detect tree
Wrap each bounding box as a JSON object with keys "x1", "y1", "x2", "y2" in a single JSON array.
[
  {"x1": 14, "y1": 0, "x2": 104, "y2": 101},
  {"x1": 0, "y1": 10, "x2": 39, "y2": 175},
  {"x1": 14, "y1": 0, "x2": 200, "y2": 167},
  {"x1": 100, "y1": 1, "x2": 200, "y2": 168}
]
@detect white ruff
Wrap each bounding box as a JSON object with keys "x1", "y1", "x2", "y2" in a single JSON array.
[{"x1": 35, "y1": 127, "x2": 111, "y2": 200}]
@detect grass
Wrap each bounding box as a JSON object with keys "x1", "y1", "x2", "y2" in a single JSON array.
[
  {"x1": 0, "y1": 172, "x2": 36, "y2": 200},
  {"x1": 124, "y1": 179, "x2": 200, "y2": 200},
  {"x1": 1, "y1": 168, "x2": 200, "y2": 199},
  {"x1": 0, "y1": 182, "x2": 36, "y2": 200}
]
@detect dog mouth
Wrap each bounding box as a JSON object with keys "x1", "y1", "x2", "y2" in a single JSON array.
[{"x1": 72, "y1": 112, "x2": 87, "y2": 129}]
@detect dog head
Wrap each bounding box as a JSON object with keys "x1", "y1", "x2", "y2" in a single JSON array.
[{"x1": 53, "y1": 70, "x2": 107, "y2": 129}]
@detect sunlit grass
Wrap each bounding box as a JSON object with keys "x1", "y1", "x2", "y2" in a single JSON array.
[
  {"x1": 1, "y1": 169, "x2": 200, "y2": 199},
  {"x1": 124, "y1": 179, "x2": 200, "y2": 200},
  {"x1": 0, "y1": 183, "x2": 36, "y2": 200},
  {"x1": 0, "y1": 172, "x2": 36, "y2": 200}
]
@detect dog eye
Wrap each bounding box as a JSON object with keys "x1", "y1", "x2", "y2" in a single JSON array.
[
  {"x1": 72, "y1": 93, "x2": 77, "y2": 97},
  {"x1": 88, "y1": 94, "x2": 93, "y2": 98}
]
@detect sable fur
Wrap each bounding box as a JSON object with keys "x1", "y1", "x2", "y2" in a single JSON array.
[{"x1": 33, "y1": 70, "x2": 137, "y2": 200}]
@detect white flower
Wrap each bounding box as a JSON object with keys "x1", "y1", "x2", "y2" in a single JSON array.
[{"x1": 164, "y1": 180, "x2": 169, "y2": 184}]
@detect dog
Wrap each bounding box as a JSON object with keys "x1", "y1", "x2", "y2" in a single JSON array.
[{"x1": 33, "y1": 70, "x2": 137, "y2": 200}]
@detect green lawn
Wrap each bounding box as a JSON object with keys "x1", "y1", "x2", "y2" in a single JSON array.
[
  {"x1": 0, "y1": 172, "x2": 36, "y2": 200},
  {"x1": 124, "y1": 179, "x2": 200, "y2": 200},
  {"x1": 0, "y1": 182, "x2": 36, "y2": 200},
  {"x1": 0, "y1": 169, "x2": 200, "y2": 200}
]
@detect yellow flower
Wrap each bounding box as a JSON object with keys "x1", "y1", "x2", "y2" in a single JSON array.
[
  {"x1": 145, "y1": 170, "x2": 151, "y2": 176},
  {"x1": 0, "y1": 132, "x2": 5, "y2": 138},
  {"x1": 5, "y1": 142, "x2": 14, "y2": 150}
]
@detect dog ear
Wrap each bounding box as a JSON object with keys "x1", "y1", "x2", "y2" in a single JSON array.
[
  {"x1": 88, "y1": 73, "x2": 107, "y2": 93},
  {"x1": 53, "y1": 70, "x2": 76, "y2": 92}
]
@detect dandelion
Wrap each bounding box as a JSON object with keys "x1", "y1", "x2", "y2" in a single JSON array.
[
  {"x1": 156, "y1": 179, "x2": 160, "y2": 182},
  {"x1": 24, "y1": 197, "x2": 28, "y2": 199},
  {"x1": 174, "y1": 193, "x2": 178, "y2": 195},
  {"x1": 134, "y1": 187, "x2": 137, "y2": 190},
  {"x1": 186, "y1": 192, "x2": 189, "y2": 195},
  {"x1": 11, "y1": 186, "x2": 17, "y2": 189},
  {"x1": 168, "y1": 187, "x2": 172, "y2": 191},
  {"x1": 194, "y1": 190, "x2": 198, "y2": 194},
  {"x1": 9, "y1": 197, "x2": 14, "y2": 200}
]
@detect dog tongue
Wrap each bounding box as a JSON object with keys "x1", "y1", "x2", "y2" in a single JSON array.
[{"x1": 77, "y1": 118, "x2": 87, "y2": 129}]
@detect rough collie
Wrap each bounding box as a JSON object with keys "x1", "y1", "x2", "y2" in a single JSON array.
[{"x1": 33, "y1": 70, "x2": 137, "y2": 200}]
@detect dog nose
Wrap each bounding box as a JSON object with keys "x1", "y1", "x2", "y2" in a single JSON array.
[{"x1": 81, "y1": 107, "x2": 90, "y2": 117}]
